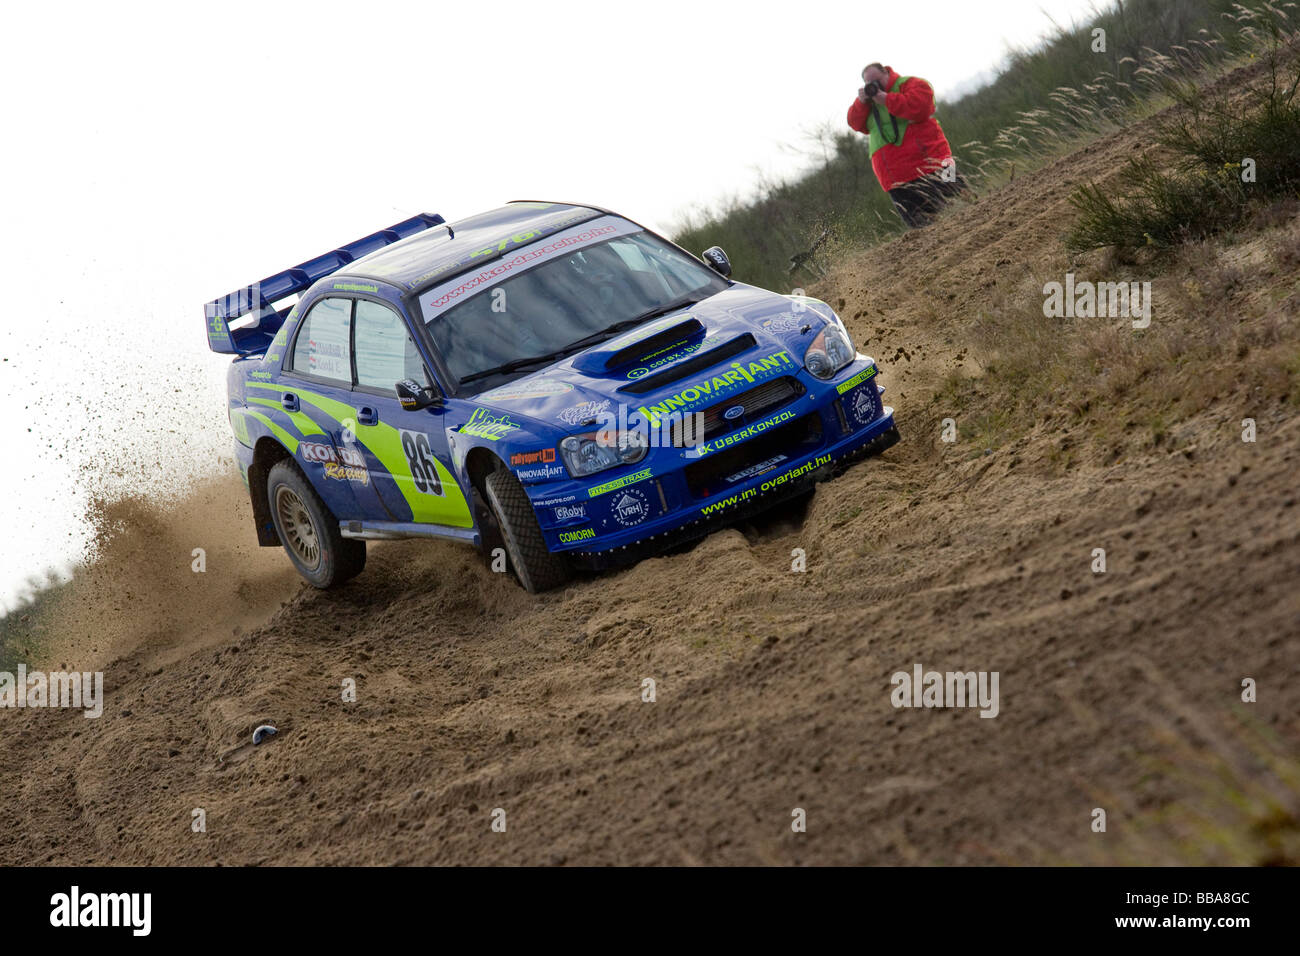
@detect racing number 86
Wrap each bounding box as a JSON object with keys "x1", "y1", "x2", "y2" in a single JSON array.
[{"x1": 400, "y1": 429, "x2": 443, "y2": 495}]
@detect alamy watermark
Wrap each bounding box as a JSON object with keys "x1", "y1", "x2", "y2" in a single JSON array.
[
  {"x1": 50, "y1": 886, "x2": 150, "y2": 936},
  {"x1": 1043, "y1": 273, "x2": 1151, "y2": 329},
  {"x1": 0, "y1": 665, "x2": 104, "y2": 718},
  {"x1": 890, "y1": 664, "x2": 1000, "y2": 718}
]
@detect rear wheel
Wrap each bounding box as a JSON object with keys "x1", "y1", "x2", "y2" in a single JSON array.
[
  {"x1": 267, "y1": 460, "x2": 366, "y2": 589},
  {"x1": 484, "y1": 468, "x2": 572, "y2": 593}
]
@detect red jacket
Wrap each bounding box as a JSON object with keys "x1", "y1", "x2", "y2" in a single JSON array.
[{"x1": 847, "y1": 69, "x2": 953, "y2": 191}]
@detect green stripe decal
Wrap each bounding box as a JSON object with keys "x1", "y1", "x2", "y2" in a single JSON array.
[
  {"x1": 244, "y1": 410, "x2": 300, "y2": 454},
  {"x1": 247, "y1": 396, "x2": 326, "y2": 436},
  {"x1": 836, "y1": 366, "x2": 877, "y2": 395},
  {"x1": 229, "y1": 407, "x2": 252, "y2": 446},
  {"x1": 247, "y1": 382, "x2": 471, "y2": 527},
  {"x1": 587, "y1": 468, "x2": 653, "y2": 498}
]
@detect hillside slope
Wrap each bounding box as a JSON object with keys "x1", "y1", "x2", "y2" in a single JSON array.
[{"x1": 3, "y1": 71, "x2": 1297, "y2": 864}]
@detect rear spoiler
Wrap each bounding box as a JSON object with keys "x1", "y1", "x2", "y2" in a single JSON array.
[{"x1": 203, "y1": 212, "x2": 445, "y2": 355}]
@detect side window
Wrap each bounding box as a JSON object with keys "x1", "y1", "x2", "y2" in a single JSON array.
[
  {"x1": 291, "y1": 297, "x2": 353, "y2": 383},
  {"x1": 355, "y1": 300, "x2": 426, "y2": 392}
]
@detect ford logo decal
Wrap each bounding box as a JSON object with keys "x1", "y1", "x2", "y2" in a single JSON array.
[{"x1": 723, "y1": 405, "x2": 745, "y2": 420}]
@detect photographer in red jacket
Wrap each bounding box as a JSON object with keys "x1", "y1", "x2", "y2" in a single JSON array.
[{"x1": 847, "y1": 62, "x2": 967, "y2": 228}]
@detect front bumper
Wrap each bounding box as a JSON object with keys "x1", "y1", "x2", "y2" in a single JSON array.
[
  {"x1": 529, "y1": 357, "x2": 898, "y2": 566},
  {"x1": 568, "y1": 420, "x2": 899, "y2": 570}
]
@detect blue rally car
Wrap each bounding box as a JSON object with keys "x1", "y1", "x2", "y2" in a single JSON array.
[{"x1": 205, "y1": 201, "x2": 898, "y2": 592}]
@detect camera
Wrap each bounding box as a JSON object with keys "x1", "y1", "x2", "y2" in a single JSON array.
[{"x1": 863, "y1": 80, "x2": 882, "y2": 98}]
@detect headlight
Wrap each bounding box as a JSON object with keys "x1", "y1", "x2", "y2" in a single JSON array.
[
  {"x1": 803, "y1": 317, "x2": 855, "y2": 380},
  {"x1": 559, "y1": 427, "x2": 648, "y2": 478}
]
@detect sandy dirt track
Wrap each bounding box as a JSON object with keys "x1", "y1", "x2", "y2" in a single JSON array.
[{"x1": 3, "y1": 84, "x2": 1298, "y2": 865}]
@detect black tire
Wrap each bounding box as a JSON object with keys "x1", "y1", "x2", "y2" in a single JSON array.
[
  {"x1": 483, "y1": 468, "x2": 571, "y2": 593},
  {"x1": 267, "y1": 459, "x2": 366, "y2": 589}
]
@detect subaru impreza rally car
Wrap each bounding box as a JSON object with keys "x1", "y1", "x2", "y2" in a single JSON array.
[{"x1": 205, "y1": 201, "x2": 898, "y2": 592}]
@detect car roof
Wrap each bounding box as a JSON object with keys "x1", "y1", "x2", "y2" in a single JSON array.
[{"x1": 333, "y1": 201, "x2": 613, "y2": 292}]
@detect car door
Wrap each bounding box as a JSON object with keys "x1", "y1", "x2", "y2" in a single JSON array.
[
  {"x1": 280, "y1": 294, "x2": 391, "y2": 521},
  {"x1": 351, "y1": 298, "x2": 473, "y2": 529}
]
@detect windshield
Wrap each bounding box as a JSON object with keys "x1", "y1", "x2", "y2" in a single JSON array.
[{"x1": 423, "y1": 231, "x2": 728, "y2": 389}]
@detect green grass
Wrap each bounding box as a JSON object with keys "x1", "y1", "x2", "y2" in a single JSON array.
[
  {"x1": 1087, "y1": 714, "x2": 1300, "y2": 866},
  {"x1": 1068, "y1": 12, "x2": 1300, "y2": 252},
  {"x1": 831, "y1": 505, "x2": 863, "y2": 527},
  {"x1": 0, "y1": 572, "x2": 67, "y2": 671},
  {"x1": 1067, "y1": 157, "x2": 1252, "y2": 251}
]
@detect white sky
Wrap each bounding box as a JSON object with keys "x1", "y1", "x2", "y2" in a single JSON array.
[{"x1": 0, "y1": 0, "x2": 1103, "y2": 607}]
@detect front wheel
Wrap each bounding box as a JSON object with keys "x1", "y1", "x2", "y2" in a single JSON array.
[
  {"x1": 483, "y1": 469, "x2": 572, "y2": 594},
  {"x1": 267, "y1": 460, "x2": 366, "y2": 589}
]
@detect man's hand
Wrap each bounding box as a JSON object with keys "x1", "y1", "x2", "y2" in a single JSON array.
[{"x1": 859, "y1": 85, "x2": 889, "y2": 106}]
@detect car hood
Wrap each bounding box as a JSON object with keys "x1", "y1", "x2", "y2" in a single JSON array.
[{"x1": 468, "y1": 284, "x2": 837, "y2": 432}]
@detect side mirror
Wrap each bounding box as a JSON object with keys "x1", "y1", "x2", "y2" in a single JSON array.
[
  {"x1": 396, "y1": 379, "x2": 442, "y2": 410},
  {"x1": 702, "y1": 246, "x2": 732, "y2": 278}
]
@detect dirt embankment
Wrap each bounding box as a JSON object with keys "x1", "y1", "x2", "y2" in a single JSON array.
[{"x1": 3, "y1": 78, "x2": 1298, "y2": 864}]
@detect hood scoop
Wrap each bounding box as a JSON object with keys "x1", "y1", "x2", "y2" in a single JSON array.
[
  {"x1": 619, "y1": 333, "x2": 757, "y2": 395},
  {"x1": 571, "y1": 317, "x2": 704, "y2": 375}
]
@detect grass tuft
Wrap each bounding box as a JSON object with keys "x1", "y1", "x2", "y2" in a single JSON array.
[{"x1": 1068, "y1": 8, "x2": 1300, "y2": 252}]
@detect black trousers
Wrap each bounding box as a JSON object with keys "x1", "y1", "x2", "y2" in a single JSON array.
[{"x1": 888, "y1": 171, "x2": 968, "y2": 228}]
